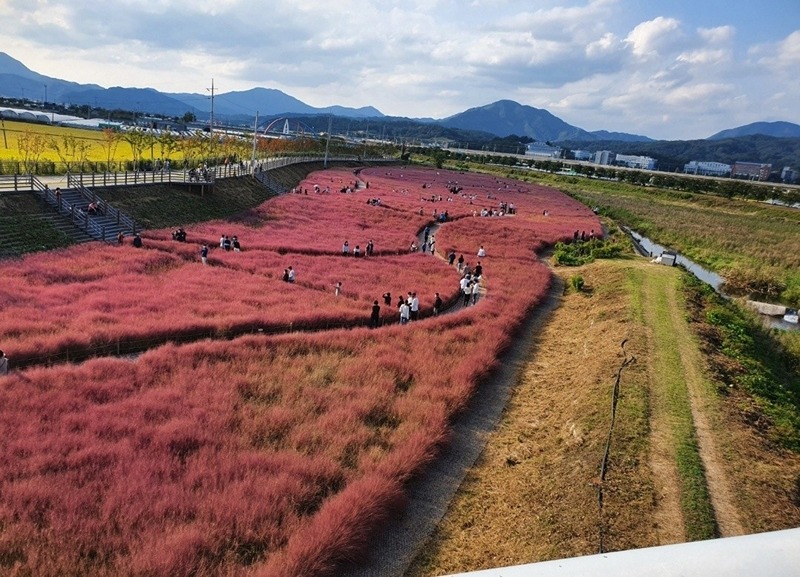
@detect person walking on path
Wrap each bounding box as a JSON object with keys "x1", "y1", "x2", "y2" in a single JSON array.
[
  {"x1": 200, "y1": 244, "x2": 209, "y2": 265},
  {"x1": 457, "y1": 254, "x2": 464, "y2": 272},
  {"x1": 433, "y1": 292, "x2": 442, "y2": 316},
  {"x1": 370, "y1": 300, "x2": 381, "y2": 328}
]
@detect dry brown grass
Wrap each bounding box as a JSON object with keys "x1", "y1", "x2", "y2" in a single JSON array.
[{"x1": 407, "y1": 259, "x2": 659, "y2": 576}]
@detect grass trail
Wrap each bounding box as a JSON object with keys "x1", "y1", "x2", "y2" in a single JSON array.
[{"x1": 638, "y1": 264, "x2": 718, "y2": 540}]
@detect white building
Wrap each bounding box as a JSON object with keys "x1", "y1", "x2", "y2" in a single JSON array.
[
  {"x1": 594, "y1": 150, "x2": 615, "y2": 165},
  {"x1": 572, "y1": 149, "x2": 592, "y2": 161},
  {"x1": 615, "y1": 154, "x2": 657, "y2": 170},
  {"x1": 525, "y1": 142, "x2": 561, "y2": 158},
  {"x1": 684, "y1": 161, "x2": 731, "y2": 177}
]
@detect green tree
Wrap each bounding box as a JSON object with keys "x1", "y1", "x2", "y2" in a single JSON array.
[
  {"x1": 123, "y1": 128, "x2": 149, "y2": 171},
  {"x1": 17, "y1": 130, "x2": 48, "y2": 174},
  {"x1": 48, "y1": 134, "x2": 82, "y2": 173}
]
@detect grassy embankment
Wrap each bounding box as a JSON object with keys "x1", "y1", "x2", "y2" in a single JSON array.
[{"x1": 407, "y1": 253, "x2": 729, "y2": 576}]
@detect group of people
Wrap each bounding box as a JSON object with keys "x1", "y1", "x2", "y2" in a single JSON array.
[
  {"x1": 573, "y1": 229, "x2": 596, "y2": 242},
  {"x1": 172, "y1": 228, "x2": 187, "y2": 242},
  {"x1": 196, "y1": 232, "x2": 243, "y2": 264},
  {"x1": 219, "y1": 235, "x2": 241, "y2": 252},
  {"x1": 282, "y1": 267, "x2": 296, "y2": 283},
  {"x1": 341, "y1": 240, "x2": 375, "y2": 257}
]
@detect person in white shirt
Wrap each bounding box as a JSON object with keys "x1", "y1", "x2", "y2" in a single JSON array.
[
  {"x1": 477, "y1": 245, "x2": 486, "y2": 258},
  {"x1": 399, "y1": 302, "x2": 410, "y2": 324},
  {"x1": 410, "y1": 293, "x2": 420, "y2": 320},
  {"x1": 0, "y1": 350, "x2": 8, "y2": 375}
]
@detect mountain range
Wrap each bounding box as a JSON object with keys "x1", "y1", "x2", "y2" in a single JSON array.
[{"x1": 1, "y1": 51, "x2": 799, "y2": 145}]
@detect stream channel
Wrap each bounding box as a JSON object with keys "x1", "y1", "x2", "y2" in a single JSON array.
[{"x1": 624, "y1": 227, "x2": 798, "y2": 332}]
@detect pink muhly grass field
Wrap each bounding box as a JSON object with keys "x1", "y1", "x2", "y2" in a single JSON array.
[{"x1": 0, "y1": 166, "x2": 601, "y2": 576}]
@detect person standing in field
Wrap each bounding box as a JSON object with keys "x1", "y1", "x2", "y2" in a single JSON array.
[
  {"x1": 200, "y1": 244, "x2": 208, "y2": 265},
  {"x1": 370, "y1": 300, "x2": 381, "y2": 328},
  {"x1": 459, "y1": 275, "x2": 470, "y2": 305},
  {"x1": 287, "y1": 267, "x2": 295, "y2": 283},
  {"x1": 410, "y1": 292, "x2": 420, "y2": 321},
  {"x1": 448, "y1": 250, "x2": 456, "y2": 266},
  {"x1": 399, "y1": 300, "x2": 410, "y2": 324},
  {"x1": 342, "y1": 240, "x2": 350, "y2": 256},
  {"x1": 433, "y1": 292, "x2": 442, "y2": 316},
  {"x1": 0, "y1": 350, "x2": 8, "y2": 375},
  {"x1": 335, "y1": 281, "x2": 342, "y2": 296},
  {"x1": 457, "y1": 254, "x2": 464, "y2": 272}
]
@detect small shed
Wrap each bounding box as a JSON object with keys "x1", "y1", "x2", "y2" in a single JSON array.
[{"x1": 659, "y1": 251, "x2": 677, "y2": 266}]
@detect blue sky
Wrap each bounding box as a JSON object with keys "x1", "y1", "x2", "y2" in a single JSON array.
[{"x1": 1, "y1": 0, "x2": 798, "y2": 140}]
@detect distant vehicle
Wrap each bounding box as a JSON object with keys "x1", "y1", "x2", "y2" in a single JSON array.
[{"x1": 783, "y1": 309, "x2": 799, "y2": 324}]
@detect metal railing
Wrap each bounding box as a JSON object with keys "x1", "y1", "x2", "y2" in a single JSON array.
[
  {"x1": 66, "y1": 174, "x2": 138, "y2": 236},
  {"x1": 0, "y1": 174, "x2": 37, "y2": 193}
]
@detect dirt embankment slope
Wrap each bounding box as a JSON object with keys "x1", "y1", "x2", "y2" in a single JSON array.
[{"x1": 408, "y1": 257, "x2": 800, "y2": 576}]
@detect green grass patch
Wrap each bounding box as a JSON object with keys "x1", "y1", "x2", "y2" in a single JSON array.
[
  {"x1": 682, "y1": 274, "x2": 800, "y2": 450},
  {"x1": 643, "y1": 269, "x2": 717, "y2": 540}
]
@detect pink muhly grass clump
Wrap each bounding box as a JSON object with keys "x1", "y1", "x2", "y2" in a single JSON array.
[{"x1": 258, "y1": 473, "x2": 406, "y2": 577}]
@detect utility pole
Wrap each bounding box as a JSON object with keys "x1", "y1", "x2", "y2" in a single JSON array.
[
  {"x1": 323, "y1": 115, "x2": 332, "y2": 169},
  {"x1": 208, "y1": 78, "x2": 215, "y2": 160},
  {"x1": 251, "y1": 110, "x2": 259, "y2": 172}
]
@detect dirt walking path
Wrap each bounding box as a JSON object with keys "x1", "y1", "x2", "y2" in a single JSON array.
[
  {"x1": 641, "y1": 264, "x2": 743, "y2": 538},
  {"x1": 662, "y1": 273, "x2": 745, "y2": 537}
]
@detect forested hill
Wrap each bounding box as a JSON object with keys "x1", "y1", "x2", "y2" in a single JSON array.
[{"x1": 559, "y1": 135, "x2": 800, "y2": 173}]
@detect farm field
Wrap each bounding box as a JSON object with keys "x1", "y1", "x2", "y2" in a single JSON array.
[
  {"x1": 0, "y1": 166, "x2": 602, "y2": 576},
  {"x1": 0, "y1": 119, "x2": 143, "y2": 164}
]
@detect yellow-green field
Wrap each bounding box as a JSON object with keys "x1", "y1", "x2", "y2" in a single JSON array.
[{"x1": 0, "y1": 120, "x2": 140, "y2": 163}]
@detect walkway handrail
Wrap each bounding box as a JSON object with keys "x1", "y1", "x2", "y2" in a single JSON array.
[{"x1": 67, "y1": 174, "x2": 139, "y2": 236}]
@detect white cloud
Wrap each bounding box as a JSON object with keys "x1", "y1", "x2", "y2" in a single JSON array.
[
  {"x1": 625, "y1": 16, "x2": 683, "y2": 59},
  {"x1": 0, "y1": 0, "x2": 797, "y2": 140}
]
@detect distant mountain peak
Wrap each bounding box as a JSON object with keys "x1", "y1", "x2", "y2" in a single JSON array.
[{"x1": 708, "y1": 121, "x2": 800, "y2": 140}]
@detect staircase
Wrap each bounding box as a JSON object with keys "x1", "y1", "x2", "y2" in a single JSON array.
[{"x1": 34, "y1": 176, "x2": 140, "y2": 242}]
